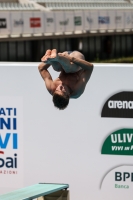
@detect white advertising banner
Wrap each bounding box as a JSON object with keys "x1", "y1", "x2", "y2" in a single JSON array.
[
  {"x1": 74, "y1": 11, "x2": 84, "y2": 32},
  {"x1": 0, "y1": 12, "x2": 10, "y2": 35},
  {"x1": 10, "y1": 11, "x2": 23, "y2": 35},
  {"x1": 44, "y1": 11, "x2": 55, "y2": 34},
  {"x1": 84, "y1": 10, "x2": 91, "y2": 32},
  {"x1": 32, "y1": 11, "x2": 44, "y2": 34},
  {"x1": 124, "y1": 10, "x2": 132, "y2": 29},
  {"x1": 0, "y1": 63, "x2": 133, "y2": 200},
  {"x1": 54, "y1": 11, "x2": 65, "y2": 34},
  {"x1": 0, "y1": 96, "x2": 23, "y2": 193},
  {"x1": 115, "y1": 10, "x2": 124, "y2": 30},
  {"x1": 22, "y1": 11, "x2": 33, "y2": 34},
  {"x1": 90, "y1": 10, "x2": 99, "y2": 31},
  {"x1": 107, "y1": 10, "x2": 116, "y2": 30},
  {"x1": 64, "y1": 11, "x2": 74, "y2": 33}
]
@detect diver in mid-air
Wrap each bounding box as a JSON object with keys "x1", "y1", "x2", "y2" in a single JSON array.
[{"x1": 38, "y1": 49, "x2": 94, "y2": 110}]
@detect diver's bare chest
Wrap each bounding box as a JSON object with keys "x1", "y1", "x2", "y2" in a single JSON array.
[
  {"x1": 54, "y1": 77, "x2": 78, "y2": 88},
  {"x1": 53, "y1": 72, "x2": 81, "y2": 91},
  {"x1": 60, "y1": 73, "x2": 80, "y2": 83}
]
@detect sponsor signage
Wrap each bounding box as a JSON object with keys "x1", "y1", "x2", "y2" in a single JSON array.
[
  {"x1": 84, "y1": 11, "x2": 91, "y2": 31},
  {"x1": 46, "y1": 17, "x2": 54, "y2": 28},
  {"x1": 124, "y1": 11, "x2": 132, "y2": 29},
  {"x1": 46, "y1": 18, "x2": 53, "y2": 23},
  {"x1": 0, "y1": 108, "x2": 18, "y2": 170},
  {"x1": 14, "y1": 19, "x2": 24, "y2": 27},
  {"x1": 101, "y1": 165, "x2": 133, "y2": 190},
  {"x1": 44, "y1": 12, "x2": 54, "y2": 33},
  {"x1": 98, "y1": 16, "x2": 110, "y2": 24},
  {"x1": 64, "y1": 11, "x2": 74, "y2": 32},
  {"x1": 126, "y1": 15, "x2": 131, "y2": 24},
  {"x1": 74, "y1": 16, "x2": 82, "y2": 26},
  {"x1": 30, "y1": 18, "x2": 41, "y2": 28},
  {"x1": 115, "y1": 16, "x2": 122, "y2": 24},
  {"x1": 0, "y1": 18, "x2": 6, "y2": 28},
  {"x1": 107, "y1": 10, "x2": 116, "y2": 29},
  {"x1": 11, "y1": 12, "x2": 23, "y2": 34},
  {"x1": 55, "y1": 11, "x2": 65, "y2": 32},
  {"x1": 132, "y1": 12, "x2": 133, "y2": 25},
  {"x1": 115, "y1": 11, "x2": 124, "y2": 29},
  {"x1": 0, "y1": 97, "x2": 23, "y2": 188},
  {"x1": 101, "y1": 92, "x2": 133, "y2": 118},
  {"x1": 90, "y1": 11, "x2": 98, "y2": 30},
  {"x1": 87, "y1": 17, "x2": 93, "y2": 24},
  {"x1": 22, "y1": 12, "x2": 33, "y2": 34},
  {"x1": 60, "y1": 19, "x2": 69, "y2": 26},
  {"x1": 101, "y1": 129, "x2": 133, "y2": 156}
]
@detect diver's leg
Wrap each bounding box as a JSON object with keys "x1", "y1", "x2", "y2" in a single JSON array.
[
  {"x1": 57, "y1": 52, "x2": 81, "y2": 73},
  {"x1": 48, "y1": 49, "x2": 81, "y2": 73},
  {"x1": 51, "y1": 61, "x2": 62, "y2": 72},
  {"x1": 41, "y1": 49, "x2": 62, "y2": 72}
]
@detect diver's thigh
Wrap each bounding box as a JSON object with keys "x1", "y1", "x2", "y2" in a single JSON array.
[{"x1": 51, "y1": 61, "x2": 62, "y2": 72}]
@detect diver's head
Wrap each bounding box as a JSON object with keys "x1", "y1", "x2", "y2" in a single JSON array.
[{"x1": 52, "y1": 84, "x2": 70, "y2": 110}]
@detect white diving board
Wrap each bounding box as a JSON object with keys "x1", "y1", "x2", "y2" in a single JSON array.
[{"x1": 0, "y1": 183, "x2": 69, "y2": 200}]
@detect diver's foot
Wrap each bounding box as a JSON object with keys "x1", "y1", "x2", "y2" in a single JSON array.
[
  {"x1": 50, "y1": 49, "x2": 58, "y2": 58},
  {"x1": 47, "y1": 49, "x2": 59, "y2": 62},
  {"x1": 41, "y1": 49, "x2": 51, "y2": 62}
]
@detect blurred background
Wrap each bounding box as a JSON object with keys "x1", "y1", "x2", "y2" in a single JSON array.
[{"x1": 0, "y1": 0, "x2": 133, "y2": 62}]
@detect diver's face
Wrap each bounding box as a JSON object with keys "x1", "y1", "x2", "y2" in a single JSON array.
[{"x1": 55, "y1": 84, "x2": 70, "y2": 96}]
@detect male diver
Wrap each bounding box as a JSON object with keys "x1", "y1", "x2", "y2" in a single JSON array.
[{"x1": 38, "y1": 49, "x2": 93, "y2": 110}]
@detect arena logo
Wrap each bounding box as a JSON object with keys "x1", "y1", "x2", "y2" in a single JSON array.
[
  {"x1": 0, "y1": 18, "x2": 7, "y2": 28},
  {"x1": 30, "y1": 18, "x2": 41, "y2": 28},
  {"x1": 101, "y1": 128, "x2": 133, "y2": 156},
  {"x1": 74, "y1": 16, "x2": 82, "y2": 26},
  {"x1": 101, "y1": 91, "x2": 133, "y2": 118},
  {"x1": 60, "y1": 19, "x2": 69, "y2": 26},
  {"x1": 100, "y1": 165, "x2": 133, "y2": 190},
  {"x1": 108, "y1": 101, "x2": 133, "y2": 109},
  {"x1": 98, "y1": 16, "x2": 110, "y2": 24},
  {"x1": 14, "y1": 19, "x2": 24, "y2": 27}
]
